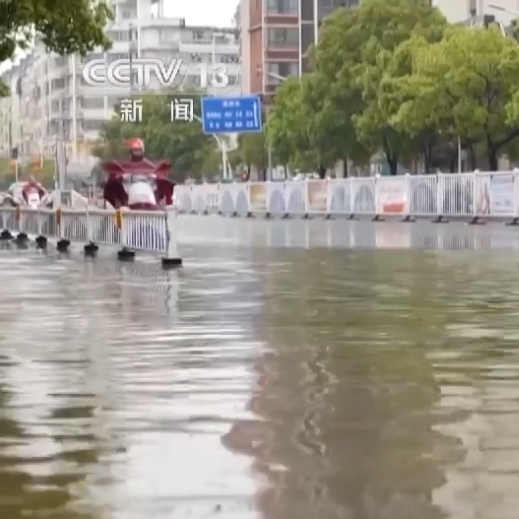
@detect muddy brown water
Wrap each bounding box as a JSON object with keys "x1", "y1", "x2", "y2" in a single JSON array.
[{"x1": 0, "y1": 218, "x2": 519, "y2": 519}]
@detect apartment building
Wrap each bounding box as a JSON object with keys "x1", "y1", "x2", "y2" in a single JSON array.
[
  {"x1": 241, "y1": 0, "x2": 519, "y2": 97},
  {"x1": 241, "y1": 0, "x2": 359, "y2": 96},
  {"x1": 432, "y1": 0, "x2": 519, "y2": 24},
  {"x1": 0, "y1": 0, "x2": 240, "y2": 167}
]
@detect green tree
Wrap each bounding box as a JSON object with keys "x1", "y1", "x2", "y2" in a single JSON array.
[
  {"x1": 238, "y1": 133, "x2": 267, "y2": 172},
  {"x1": 266, "y1": 76, "x2": 316, "y2": 168},
  {"x1": 92, "y1": 94, "x2": 215, "y2": 181},
  {"x1": 377, "y1": 35, "x2": 446, "y2": 173},
  {"x1": 401, "y1": 26, "x2": 519, "y2": 171},
  {"x1": 1, "y1": 0, "x2": 113, "y2": 95},
  {"x1": 312, "y1": 0, "x2": 446, "y2": 175}
]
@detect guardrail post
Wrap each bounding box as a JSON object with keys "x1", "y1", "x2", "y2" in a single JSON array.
[
  {"x1": 348, "y1": 178, "x2": 356, "y2": 220},
  {"x1": 56, "y1": 207, "x2": 70, "y2": 252},
  {"x1": 0, "y1": 207, "x2": 15, "y2": 240},
  {"x1": 401, "y1": 173, "x2": 415, "y2": 222},
  {"x1": 117, "y1": 208, "x2": 135, "y2": 261},
  {"x1": 469, "y1": 170, "x2": 485, "y2": 225},
  {"x1": 245, "y1": 183, "x2": 253, "y2": 218},
  {"x1": 35, "y1": 209, "x2": 47, "y2": 248},
  {"x1": 372, "y1": 175, "x2": 384, "y2": 221},
  {"x1": 506, "y1": 169, "x2": 519, "y2": 226},
  {"x1": 302, "y1": 179, "x2": 310, "y2": 219},
  {"x1": 83, "y1": 207, "x2": 99, "y2": 256},
  {"x1": 14, "y1": 206, "x2": 29, "y2": 245},
  {"x1": 432, "y1": 173, "x2": 448, "y2": 223},
  {"x1": 162, "y1": 207, "x2": 182, "y2": 269},
  {"x1": 217, "y1": 182, "x2": 223, "y2": 215}
]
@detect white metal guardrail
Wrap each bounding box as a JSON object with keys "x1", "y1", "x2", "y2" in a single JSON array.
[
  {"x1": 0, "y1": 206, "x2": 181, "y2": 268},
  {"x1": 175, "y1": 171, "x2": 519, "y2": 223}
]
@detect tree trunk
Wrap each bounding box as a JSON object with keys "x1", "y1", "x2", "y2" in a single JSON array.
[
  {"x1": 449, "y1": 154, "x2": 456, "y2": 173},
  {"x1": 387, "y1": 156, "x2": 398, "y2": 176},
  {"x1": 487, "y1": 149, "x2": 499, "y2": 171},
  {"x1": 423, "y1": 151, "x2": 432, "y2": 174}
]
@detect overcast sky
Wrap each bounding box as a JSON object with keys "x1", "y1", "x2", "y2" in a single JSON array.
[
  {"x1": 0, "y1": 0, "x2": 239, "y2": 71},
  {"x1": 165, "y1": 0, "x2": 238, "y2": 27}
]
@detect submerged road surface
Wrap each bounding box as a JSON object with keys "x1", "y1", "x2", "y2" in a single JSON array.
[{"x1": 1, "y1": 217, "x2": 519, "y2": 518}]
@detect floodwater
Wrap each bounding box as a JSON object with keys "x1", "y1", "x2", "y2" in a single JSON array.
[{"x1": 1, "y1": 217, "x2": 519, "y2": 519}]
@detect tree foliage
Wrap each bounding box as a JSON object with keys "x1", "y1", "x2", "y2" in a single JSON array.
[
  {"x1": 92, "y1": 94, "x2": 217, "y2": 182},
  {"x1": 1, "y1": 0, "x2": 113, "y2": 95},
  {"x1": 266, "y1": 0, "x2": 519, "y2": 173}
]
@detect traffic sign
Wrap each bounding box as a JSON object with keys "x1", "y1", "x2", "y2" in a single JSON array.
[{"x1": 201, "y1": 95, "x2": 262, "y2": 134}]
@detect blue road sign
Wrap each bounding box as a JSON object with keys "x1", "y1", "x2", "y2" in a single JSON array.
[{"x1": 201, "y1": 95, "x2": 262, "y2": 134}]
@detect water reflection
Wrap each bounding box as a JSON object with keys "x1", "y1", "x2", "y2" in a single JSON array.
[
  {"x1": 224, "y1": 248, "x2": 519, "y2": 519},
  {"x1": 178, "y1": 215, "x2": 519, "y2": 250},
  {"x1": 0, "y1": 252, "x2": 261, "y2": 518},
  {"x1": 3, "y1": 221, "x2": 519, "y2": 519}
]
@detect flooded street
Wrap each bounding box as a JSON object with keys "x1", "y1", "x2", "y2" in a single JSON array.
[{"x1": 1, "y1": 218, "x2": 519, "y2": 518}]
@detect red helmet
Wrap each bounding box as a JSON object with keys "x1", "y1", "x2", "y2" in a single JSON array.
[{"x1": 127, "y1": 138, "x2": 144, "y2": 159}]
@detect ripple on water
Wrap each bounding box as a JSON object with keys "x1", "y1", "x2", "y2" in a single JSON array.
[
  {"x1": 0, "y1": 252, "x2": 261, "y2": 519},
  {"x1": 2, "y1": 226, "x2": 519, "y2": 519}
]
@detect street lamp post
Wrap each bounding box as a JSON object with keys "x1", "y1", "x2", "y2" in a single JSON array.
[
  {"x1": 129, "y1": 23, "x2": 138, "y2": 93},
  {"x1": 488, "y1": 4, "x2": 519, "y2": 17}
]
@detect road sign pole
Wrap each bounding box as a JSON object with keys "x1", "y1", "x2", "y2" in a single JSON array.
[
  {"x1": 193, "y1": 114, "x2": 228, "y2": 179},
  {"x1": 222, "y1": 141, "x2": 228, "y2": 179}
]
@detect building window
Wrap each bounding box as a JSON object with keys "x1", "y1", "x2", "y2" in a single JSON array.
[
  {"x1": 160, "y1": 29, "x2": 179, "y2": 43},
  {"x1": 106, "y1": 97, "x2": 124, "y2": 109},
  {"x1": 120, "y1": 9, "x2": 134, "y2": 19},
  {"x1": 221, "y1": 54, "x2": 238, "y2": 63},
  {"x1": 81, "y1": 97, "x2": 105, "y2": 109},
  {"x1": 267, "y1": 0, "x2": 298, "y2": 14},
  {"x1": 267, "y1": 28, "x2": 299, "y2": 48},
  {"x1": 266, "y1": 62, "x2": 298, "y2": 82},
  {"x1": 82, "y1": 120, "x2": 104, "y2": 132},
  {"x1": 107, "y1": 30, "x2": 130, "y2": 42},
  {"x1": 51, "y1": 78, "x2": 65, "y2": 91},
  {"x1": 107, "y1": 53, "x2": 128, "y2": 63}
]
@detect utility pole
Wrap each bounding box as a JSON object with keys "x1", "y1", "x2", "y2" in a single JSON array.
[
  {"x1": 129, "y1": 23, "x2": 138, "y2": 93},
  {"x1": 55, "y1": 97, "x2": 67, "y2": 190}
]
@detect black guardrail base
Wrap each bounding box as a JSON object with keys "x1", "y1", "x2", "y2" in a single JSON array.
[
  {"x1": 117, "y1": 248, "x2": 135, "y2": 262},
  {"x1": 56, "y1": 239, "x2": 70, "y2": 253},
  {"x1": 35, "y1": 235, "x2": 47, "y2": 248},
  {"x1": 84, "y1": 242, "x2": 99, "y2": 257},
  {"x1": 162, "y1": 257, "x2": 182, "y2": 269}
]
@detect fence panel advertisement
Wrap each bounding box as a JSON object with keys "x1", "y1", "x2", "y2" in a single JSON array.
[
  {"x1": 376, "y1": 178, "x2": 407, "y2": 215},
  {"x1": 475, "y1": 173, "x2": 515, "y2": 216},
  {"x1": 249, "y1": 183, "x2": 267, "y2": 212},
  {"x1": 306, "y1": 180, "x2": 327, "y2": 212}
]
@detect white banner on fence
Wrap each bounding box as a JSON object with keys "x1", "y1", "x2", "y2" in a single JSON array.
[
  {"x1": 176, "y1": 171, "x2": 519, "y2": 220},
  {"x1": 376, "y1": 178, "x2": 407, "y2": 215},
  {"x1": 487, "y1": 173, "x2": 514, "y2": 216}
]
